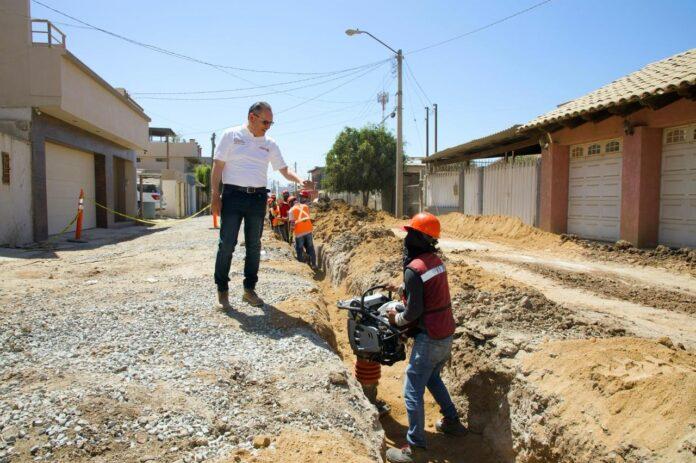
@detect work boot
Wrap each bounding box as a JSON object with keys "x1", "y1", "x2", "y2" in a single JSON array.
[
  {"x1": 242, "y1": 289, "x2": 264, "y2": 307},
  {"x1": 386, "y1": 445, "x2": 423, "y2": 463},
  {"x1": 217, "y1": 291, "x2": 231, "y2": 310},
  {"x1": 435, "y1": 417, "x2": 468, "y2": 436}
]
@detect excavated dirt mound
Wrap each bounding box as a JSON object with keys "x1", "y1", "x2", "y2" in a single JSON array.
[
  {"x1": 311, "y1": 200, "x2": 696, "y2": 463},
  {"x1": 521, "y1": 338, "x2": 696, "y2": 462},
  {"x1": 438, "y1": 213, "x2": 579, "y2": 251}
]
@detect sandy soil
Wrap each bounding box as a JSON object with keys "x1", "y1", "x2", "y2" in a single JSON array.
[{"x1": 311, "y1": 201, "x2": 696, "y2": 462}]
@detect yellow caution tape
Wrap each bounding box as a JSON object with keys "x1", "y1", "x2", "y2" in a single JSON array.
[
  {"x1": 84, "y1": 197, "x2": 211, "y2": 226},
  {"x1": 38, "y1": 211, "x2": 80, "y2": 246}
]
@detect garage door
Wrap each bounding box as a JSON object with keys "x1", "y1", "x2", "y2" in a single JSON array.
[
  {"x1": 659, "y1": 124, "x2": 696, "y2": 248},
  {"x1": 567, "y1": 139, "x2": 622, "y2": 241},
  {"x1": 46, "y1": 142, "x2": 96, "y2": 235}
]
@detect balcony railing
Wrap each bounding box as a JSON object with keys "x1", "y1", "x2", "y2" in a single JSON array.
[{"x1": 31, "y1": 19, "x2": 66, "y2": 48}]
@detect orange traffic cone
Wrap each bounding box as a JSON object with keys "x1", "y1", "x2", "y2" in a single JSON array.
[
  {"x1": 213, "y1": 212, "x2": 219, "y2": 229},
  {"x1": 68, "y1": 189, "x2": 87, "y2": 243}
]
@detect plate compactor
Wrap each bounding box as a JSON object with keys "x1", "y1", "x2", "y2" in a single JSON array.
[{"x1": 337, "y1": 285, "x2": 407, "y2": 416}]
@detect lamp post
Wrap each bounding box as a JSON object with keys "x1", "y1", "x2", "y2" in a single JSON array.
[{"x1": 345, "y1": 28, "x2": 403, "y2": 218}]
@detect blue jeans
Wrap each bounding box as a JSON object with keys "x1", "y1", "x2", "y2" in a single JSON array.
[
  {"x1": 214, "y1": 187, "x2": 266, "y2": 292},
  {"x1": 404, "y1": 333, "x2": 458, "y2": 448},
  {"x1": 294, "y1": 233, "x2": 316, "y2": 267}
]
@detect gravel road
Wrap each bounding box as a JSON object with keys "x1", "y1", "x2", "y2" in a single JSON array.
[{"x1": 0, "y1": 218, "x2": 381, "y2": 462}]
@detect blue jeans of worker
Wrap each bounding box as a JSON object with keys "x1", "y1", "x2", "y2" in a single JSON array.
[
  {"x1": 294, "y1": 233, "x2": 316, "y2": 268},
  {"x1": 404, "y1": 333, "x2": 458, "y2": 448},
  {"x1": 214, "y1": 187, "x2": 266, "y2": 292}
]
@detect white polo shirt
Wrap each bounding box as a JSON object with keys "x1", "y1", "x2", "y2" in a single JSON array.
[{"x1": 213, "y1": 124, "x2": 287, "y2": 188}]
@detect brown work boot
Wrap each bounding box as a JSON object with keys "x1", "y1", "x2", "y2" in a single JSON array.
[
  {"x1": 242, "y1": 289, "x2": 264, "y2": 307},
  {"x1": 435, "y1": 417, "x2": 468, "y2": 436},
  {"x1": 217, "y1": 291, "x2": 231, "y2": 310}
]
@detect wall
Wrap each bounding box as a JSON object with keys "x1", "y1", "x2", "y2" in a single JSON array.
[
  {"x1": 0, "y1": 131, "x2": 33, "y2": 246},
  {"x1": 56, "y1": 55, "x2": 148, "y2": 149},
  {"x1": 425, "y1": 171, "x2": 459, "y2": 213}
]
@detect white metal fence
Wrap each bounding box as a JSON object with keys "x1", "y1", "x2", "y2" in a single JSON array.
[
  {"x1": 424, "y1": 156, "x2": 541, "y2": 226},
  {"x1": 425, "y1": 172, "x2": 459, "y2": 209}
]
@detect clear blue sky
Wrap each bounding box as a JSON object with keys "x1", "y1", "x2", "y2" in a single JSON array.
[{"x1": 29, "y1": 0, "x2": 696, "y2": 182}]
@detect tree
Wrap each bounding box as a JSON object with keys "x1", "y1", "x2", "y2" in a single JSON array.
[
  {"x1": 194, "y1": 164, "x2": 212, "y2": 208},
  {"x1": 324, "y1": 125, "x2": 401, "y2": 209}
]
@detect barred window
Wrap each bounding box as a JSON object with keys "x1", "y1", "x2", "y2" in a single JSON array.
[
  {"x1": 136, "y1": 157, "x2": 142, "y2": 163},
  {"x1": 587, "y1": 144, "x2": 601, "y2": 155},
  {"x1": 666, "y1": 129, "x2": 685, "y2": 144},
  {"x1": 1, "y1": 152, "x2": 9, "y2": 185},
  {"x1": 605, "y1": 141, "x2": 620, "y2": 153},
  {"x1": 571, "y1": 146, "x2": 584, "y2": 159},
  {"x1": 155, "y1": 157, "x2": 167, "y2": 162}
]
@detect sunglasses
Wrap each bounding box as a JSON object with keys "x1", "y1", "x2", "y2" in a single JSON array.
[{"x1": 254, "y1": 114, "x2": 274, "y2": 127}]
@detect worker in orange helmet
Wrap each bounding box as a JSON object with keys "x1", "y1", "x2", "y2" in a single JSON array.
[
  {"x1": 277, "y1": 190, "x2": 291, "y2": 242},
  {"x1": 288, "y1": 190, "x2": 317, "y2": 270},
  {"x1": 385, "y1": 212, "x2": 466, "y2": 463}
]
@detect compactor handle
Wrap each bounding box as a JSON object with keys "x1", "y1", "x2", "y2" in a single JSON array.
[{"x1": 360, "y1": 284, "x2": 393, "y2": 310}]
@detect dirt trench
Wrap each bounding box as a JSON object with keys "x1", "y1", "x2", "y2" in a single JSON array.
[{"x1": 306, "y1": 200, "x2": 696, "y2": 463}]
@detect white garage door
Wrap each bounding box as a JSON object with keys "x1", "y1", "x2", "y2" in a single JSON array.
[
  {"x1": 46, "y1": 142, "x2": 96, "y2": 235},
  {"x1": 659, "y1": 124, "x2": 696, "y2": 248},
  {"x1": 567, "y1": 139, "x2": 622, "y2": 241}
]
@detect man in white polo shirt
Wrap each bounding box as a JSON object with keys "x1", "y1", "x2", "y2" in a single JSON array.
[{"x1": 212, "y1": 101, "x2": 311, "y2": 309}]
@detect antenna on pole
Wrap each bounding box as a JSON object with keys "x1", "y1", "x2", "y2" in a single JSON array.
[{"x1": 377, "y1": 91, "x2": 389, "y2": 127}]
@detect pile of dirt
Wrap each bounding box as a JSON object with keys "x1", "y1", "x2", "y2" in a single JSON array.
[
  {"x1": 561, "y1": 234, "x2": 696, "y2": 275},
  {"x1": 438, "y1": 213, "x2": 577, "y2": 250},
  {"x1": 520, "y1": 337, "x2": 696, "y2": 462},
  {"x1": 311, "y1": 200, "x2": 696, "y2": 463}
]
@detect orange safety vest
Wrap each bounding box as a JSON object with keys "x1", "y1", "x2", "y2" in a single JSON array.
[
  {"x1": 271, "y1": 205, "x2": 282, "y2": 226},
  {"x1": 289, "y1": 203, "x2": 313, "y2": 236}
]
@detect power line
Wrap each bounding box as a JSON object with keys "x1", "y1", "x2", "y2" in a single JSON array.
[
  {"x1": 407, "y1": 0, "x2": 554, "y2": 55},
  {"x1": 31, "y1": 0, "x2": 384, "y2": 77},
  {"x1": 131, "y1": 60, "x2": 389, "y2": 95},
  {"x1": 404, "y1": 59, "x2": 432, "y2": 106},
  {"x1": 403, "y1": 74, "x2": 424, "y2": 156},
  {"x1": 136, "y1": 61, "x2": 386, "y2": 101}
]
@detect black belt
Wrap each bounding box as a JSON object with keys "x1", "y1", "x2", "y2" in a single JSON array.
[{"x1": 224, "y1": 184, "x2": 269, "y2": 194}]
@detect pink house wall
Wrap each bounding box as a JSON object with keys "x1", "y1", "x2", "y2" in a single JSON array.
[{"x1": 537, "y1": 98, "x2": 696, "y2": 246}]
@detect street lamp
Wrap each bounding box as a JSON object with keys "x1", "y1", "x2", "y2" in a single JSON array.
[{"x1": 345, "y1": 28, "x2": 404, "y2": 218}]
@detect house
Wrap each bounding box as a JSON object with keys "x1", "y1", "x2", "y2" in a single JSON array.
[
  {"x1": 423, "y1": 48, "x2": 696, "y2": 248},
  {"x1": 525, "y1": 48, "x2": 696, "y2": 248},
  {"x1": 138, "y1": 127, "x2": 205, "y2": 218},
  {"x1": 0, "y1": 0, "x2": 150, "y2": 245}
]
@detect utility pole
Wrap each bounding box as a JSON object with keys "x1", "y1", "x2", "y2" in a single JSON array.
[
  {"x1": 165, "y1": 134, "x2": 170, "y2": 170},
  {"x1": 345, "y1": 28, "x2": 403, "y2": 217},
  {"x1": 396, "y1": 49, "x2": 403, "y2": 218},
  {"x1": 433, "y1": 103, "x2": 438, "y2": 154},
  {"x1": 294, "y1": 162, "x2": 298, "y2": 194},
  {"x1": 211, "y1": 132, "x2": 216, "y2": 157},
  {"x1": 425, "y1": 106, "x2": 430, "y2": 157}
]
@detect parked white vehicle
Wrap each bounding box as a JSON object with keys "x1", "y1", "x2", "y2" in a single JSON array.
[{"x1": 137, "y1": 183, "x2": 166, "y2": 209}]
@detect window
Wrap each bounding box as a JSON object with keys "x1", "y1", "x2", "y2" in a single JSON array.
[
  {"x1": 1, "y1": 152, "x2": 9, "y2": 184},
  {"x1": 587, "y1": 144, "x2": 601, "y2": 155},
  {"x1": 666, "y1": 129, "x2": 686, "y2": 144},
  {"x1": 155, "y1": 158, "x2": 167, "y2": 162},
  {"x1": 571, "y1": 146, "x2": 584, "y2": 159},
  {"x1": 605, "y1": 141, "x2": 620, "y2": 153},
  {"x1": 136, "y1": 157, "x2": 142, "y2": 163}
]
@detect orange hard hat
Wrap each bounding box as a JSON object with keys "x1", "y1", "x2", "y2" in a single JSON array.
[{"x1": 402, "y1": 212, "x2": 440, "y2": 239}]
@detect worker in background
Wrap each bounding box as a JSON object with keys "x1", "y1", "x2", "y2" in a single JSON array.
[
  {"x1": 267, "y1": 194, "x2": 276, "y2": 230},
  {"x1": 288, "y1": 190, "x2": 317, "y2": 270},
  {"x1": 270, "y1": 198, "x2": 282, "y2": 240},
  {"x1": 384, "y1": 212, "x2": 467, "y2": 463},
  {"x1": 278, "y1": 190, "x2": 291, "y2": 243}
]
